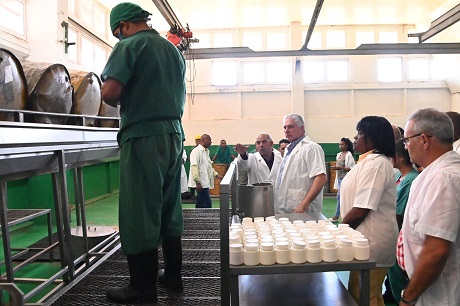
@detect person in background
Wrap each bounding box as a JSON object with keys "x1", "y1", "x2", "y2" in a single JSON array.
[
  {"x1": 180, "y1": 149, "x2": 188, "y2": 194},
  {"x1": 189, "y1": 134, "x2": 222, "y2": 208},
  {"x1": 194, "y1": 134, "x2": 201, "y2": 146},
  {"x1": 187, "y1": 134, "x2": 202, "y2": 200},
  {"x1": 329, "y1": 137, "x2": 355, "y2": 221},
  {"x1": 278, "y1": 138, "x2": 290, "y2": 157},
  {"x1": 100, "y1": 2, "x2": 185, "y2": 303},
  {"x1": 385, "y1": 139, "x2": 418, "y2": 303},
  {"x1": 340, "y1": 116, "x2": 397, "y2": 306},
  {"x1": 234, "y1": 133, "x2": 282, "y2": 185},
  {"x1": 398, "y1": 108, "x2": 460, "y2": 306},
  {"x1": 446, "y1": 111, "x2": 460, "y2": 154},
  {"x1": 275, "y1": 114, "x2": 327, "y2": 214},
  {"x1": 212, "y1": 139, "x2": 236, "y2": 165}
]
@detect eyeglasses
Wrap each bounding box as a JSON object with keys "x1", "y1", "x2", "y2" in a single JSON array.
[{"x1": 401, "y1": 133, "x2": 432, "y2": 145}]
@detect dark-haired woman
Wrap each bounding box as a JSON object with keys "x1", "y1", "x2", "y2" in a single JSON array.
[
  {"x1": 340, "y1": 116, "x2": 398, "y2": 306},
  {"x1": 330, "y1": 138, "x2": 355, "y2": 221},
  {"x1": 387, "y1": 139, "x2": 418, "y2": 303}
]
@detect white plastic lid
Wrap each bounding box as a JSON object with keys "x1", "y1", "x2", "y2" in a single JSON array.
[
  {"x1": 260, "y1": 242, "x2": 274, "y2": 251},
  {"x1": 276, "y1": 241, "x2": 289, "y2": 250},
  {"x1": 245, "y1": 243, "x2": 259, "y2": 251},
  {"x1": 292, "y1": 240, "x2": 306, "y2": 249},
  {"x1": 230, "y1": 243, "x2": 243, "y2": 251},
  {"x1": 353, "y1": 238, "x2": 369, "y2": 246},
  {"x1": 321, "y1": 239, "x2": 337, "y2": 247},
  {"x1": 307, "y1": 239, "x2": 321, "y2": 248},
  {"x1": 338, "y1": 239, "x2": 353, "y2": 246}
]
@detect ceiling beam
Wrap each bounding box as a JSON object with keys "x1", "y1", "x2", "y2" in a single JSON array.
[
  {"x1": 185, "y1": 43, "x2": 460, "y2": 60},
  {"x1": 409, "y1": 3, "x2": 460, "y2": 43},
  {"x1": 301, "y1": 0, "x2": 324, "y2": 50},
  {"x1": 151, "y1": 0, "x2": 184, "y2": 29}
]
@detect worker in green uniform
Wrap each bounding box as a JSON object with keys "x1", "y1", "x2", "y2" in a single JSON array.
[{"x1": 100, "y1": 2, "x2": 186, "y2": 303}]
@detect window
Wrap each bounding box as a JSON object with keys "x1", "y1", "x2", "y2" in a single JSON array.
[
  {"x1": 68, "y1": 28, "x2": 78, "y2": 62},
  {"x1": 407, "y1": 58, "x2": 430, "y2": 80},
  {"x1": 242, "y1": 62, "x2": 264, "y2": 84},
  {"x1": 212, "y1": 61, "x2": 237, "y2": 86},
  {"x1": 81, "y1": 36, "x2": 95, "y2": 70},
  {"x1": 266, "y1": 32, "x2": 286, "y2": 50},
  {"x1": 326, "y1": 60, "x2": 349, "y2": 81},
  {"x1": 267, "y1": 61, "x2": 290, "y2": 83},
  {"x1": 379, "y1": 30, "x2": 398, "y2": 43},
  {"x1": 0, "y1": 0, "x2": 25, "y2": 36},
  {"x1": 242, "y1": 32, "x2": 262, "y2": 51},
  {"x1": 303, "y1": 31, "x2": 322, "y2": 49},
  {"x1": 378, "y1": 57, "x2": 402, "y2": 82},
  {"x1": 303, "y1": 61, "x2": 325, "y2": 82},
  {"x1": 214, "y1": 33, "x2": 233, "y2": 48},
  {"x1": 326, "y1": 30, "x2": 346, "y2": 48},
  {"x1": 69, "y1": 0, "x2": 108, "y2": 41},
  {"x1": 355, "y1": 31, "x2": 374, "y2": 48},
  {"x1": 195, "y1": 34, "x2": 210, "y2": 48},
  {"x1": 94, "y1": 45, "x2": 107, "y2": 75}
]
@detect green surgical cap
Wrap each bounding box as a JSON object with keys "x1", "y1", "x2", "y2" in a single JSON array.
[{"x1": 110, "y1": 2, "x2": 151, "y2": 33}]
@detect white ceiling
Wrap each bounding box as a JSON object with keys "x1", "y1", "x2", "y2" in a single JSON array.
[{"x1": 98, "y1": 0, "x2": 459, "y2": 33}]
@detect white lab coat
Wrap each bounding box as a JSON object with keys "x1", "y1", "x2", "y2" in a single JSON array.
[
  {"x1": 180, "y1": 149, "x2": 188, "y2": 193},
  {"x1": 275, "y1": 136, "x2": 326, "y2": 213},
  {"x1": 237, "y1": 151, "x2": 282, "y2": 185},
  {"x1": 189, "y1": 144, "x2": 217, "y2": 189},
  {"x1": 333, "y1": 151, "x2": 356, "y2": 190}
]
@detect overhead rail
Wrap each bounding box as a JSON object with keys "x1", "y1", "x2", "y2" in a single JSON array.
[
  {"x1": 301, "y1": 0, "x2": 325, "y2": 50},
  {"x1": 409, "y1": 3, "x2": 460, "y2": 43},
  {"x1": 184, "y1": 42, "x2": 460, "y2": 60}
]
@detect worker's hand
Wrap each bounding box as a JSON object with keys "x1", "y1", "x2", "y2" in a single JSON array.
[
  {"x1": 216, "y1": 174, "x2": 223, "y2": 180},
  {"x1": 196, "y1": 182, "x2": 203, "y2": 192},
  {"x1": 294, "y1": 203, "x2": 307, "y2": 213},
  {"x1": 233, "y1": 143, "x2": 249, "y2": 155}
]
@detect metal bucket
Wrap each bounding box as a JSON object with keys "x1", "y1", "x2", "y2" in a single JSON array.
[
  {"x1": 0, "y1": 48, "x2": 28, "y2": 121},
  {"x1": 69, "y1": 70, "x2": 102, "y2": 126},
  {"x1": 21, "y1": 60, "x2": 73, "y2": 124},
  {"x1": 237, "y1": 182, "x2": 274, "y2": 219},
  {"x1": 97, "y1": 100, "x2": 120, "y2": 127}
]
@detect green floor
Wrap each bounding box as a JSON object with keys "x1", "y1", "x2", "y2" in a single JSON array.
[{"x1": 1, "y1": 194, "x2": 396, "y2": 305}]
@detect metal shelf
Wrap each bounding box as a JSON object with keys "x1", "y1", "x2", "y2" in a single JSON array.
[
  {"x1": 219, "y1": 163, "x2": 375, "y2": 306},
  {"x1": 0, "y1": 120, "x2": 120, "y2": 305}
]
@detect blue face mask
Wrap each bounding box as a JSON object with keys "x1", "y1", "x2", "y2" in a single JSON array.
[{"x1": 117, "y1": 24, "x2": 126, "y2": 41}]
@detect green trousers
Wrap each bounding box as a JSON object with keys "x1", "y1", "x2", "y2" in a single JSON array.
[{"x1": 119, "y1": 134, "x2": 183, "y2": 255}]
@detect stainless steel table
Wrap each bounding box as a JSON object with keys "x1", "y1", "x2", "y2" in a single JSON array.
[{"x1": 219, "y1": 163, "x2": 376, "y2": 306}]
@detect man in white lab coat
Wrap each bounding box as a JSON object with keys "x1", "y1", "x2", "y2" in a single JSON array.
[
  {"x1": 189, "y1": 134, "x2": 222, "y2": 208},
  {"x1": 275, "y1": 114, "x2": 327, "y2": 214},
  {"x1": 234, "y1": 133, "x2": 282, "y2": 185}
]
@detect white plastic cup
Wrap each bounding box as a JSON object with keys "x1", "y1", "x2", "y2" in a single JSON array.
[
  {"x1": 337, "y1": 239, "x2": 354, "y2": 262},
  {"x1": 230, "y1": 243, "x2": 244, "y2": 265},
  {"x1": 243, "y1": 243, "x2": 260, "y2": 265},
  {"x1": 275, "y1": 241, "x2": 290, "y2": 264},
  {"x1": 353, "y1": 238, "x2": 370, "y2": 260},
  {"x1": 307, "y1": 240, "x2": 322, "y2": 263},
  {"x1": 321, "y1": 239, "x2": 338, "y2": 262},
  {"x1": 290, "y1": 240, "x2": 307, "y2": 264},
  {"x1": 259, "y1": 242, "x2": 276, "y2": 265}
]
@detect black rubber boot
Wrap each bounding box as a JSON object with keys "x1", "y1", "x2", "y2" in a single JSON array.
[
  {"x1": 107, "y1": 249, "x2": 158, "y2": 303},
  {"x1": 158, "y1": 237, "x2": 183, "y2": 294}
]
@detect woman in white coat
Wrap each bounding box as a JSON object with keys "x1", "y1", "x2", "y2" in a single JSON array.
[{"x1": 330, "y1": 137, "x2": 355, "y2": 221}]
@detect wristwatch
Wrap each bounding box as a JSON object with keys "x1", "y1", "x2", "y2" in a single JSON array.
[{"x1": 401, "y1": 289, "x2": 417, "y2": 305}]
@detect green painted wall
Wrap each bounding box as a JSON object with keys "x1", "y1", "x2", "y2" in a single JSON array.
[
  {"x1": 5, "y1": 142, "x2": 344, "y2": 225},
  {"x1": 6, "y1": 161, "x2": 120, "y2": 224}
]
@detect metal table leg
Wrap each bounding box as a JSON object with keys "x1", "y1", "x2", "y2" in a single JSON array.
[
  {"x1": 230, "y1": 274, "x2": 239, "y2": 305},
  {"x1": 359, "y1": 269, "x2": 370, "y2": 306}
]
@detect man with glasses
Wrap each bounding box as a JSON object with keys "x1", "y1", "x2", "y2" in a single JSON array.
[
  {"x1": 101, "y1": 2, "x2": 186, "y2": 303},
  {"x1": 398, "y1": 108, "x2": 460, "y2": 306}
]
